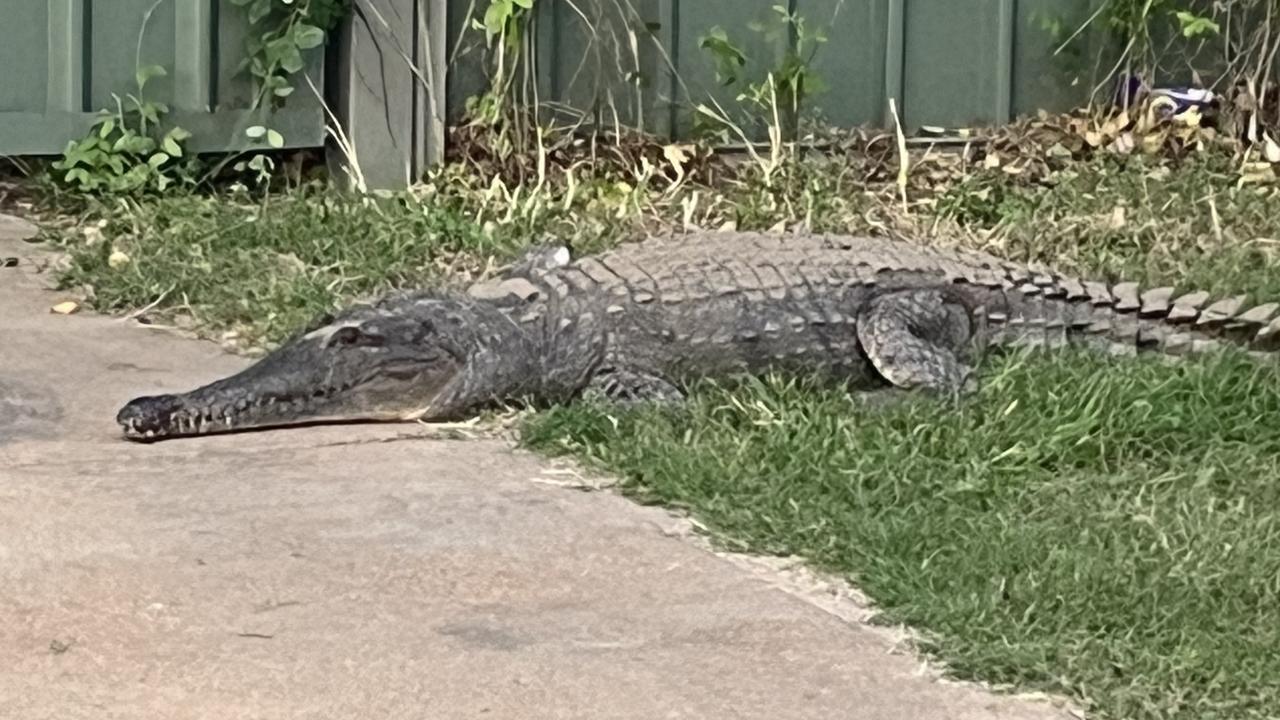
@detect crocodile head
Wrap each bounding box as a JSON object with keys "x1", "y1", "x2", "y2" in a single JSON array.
[{"x1": 115, "y1": 294, "x2": 513, "y2": 441}]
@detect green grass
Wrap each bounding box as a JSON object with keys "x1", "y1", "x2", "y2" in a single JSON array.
[
  {"x1": 523, "y1": 350, "x2": 1280, "y2": 719},
  {"x1": 41, "y1": 168, "x2": 668, "y2": 347},
  {"x1": 47, "y1": 186, "x2": 517, "y2": 346},
  {"x1": 32, "y1": 146, "x2": 1280, "y2": 718},
  {"x1": 934, "y1": 153, "x2": 1280, "y2": 299}
]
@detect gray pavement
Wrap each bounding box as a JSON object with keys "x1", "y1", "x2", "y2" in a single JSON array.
[{"x1": 0, "y1": 212, "x2": 1077, "y2": 719}]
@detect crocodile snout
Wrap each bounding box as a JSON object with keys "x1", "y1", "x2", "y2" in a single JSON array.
[{"x1": 116, "y1": 394, "x2": 184, "y2": 441}]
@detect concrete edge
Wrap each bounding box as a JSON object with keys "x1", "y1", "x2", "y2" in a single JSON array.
[{"x1": 520, "y1": 456, "x2": 1089, "y2": 719}]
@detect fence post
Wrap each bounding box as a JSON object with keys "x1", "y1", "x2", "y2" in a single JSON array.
[
  {"x1": 328, "y1": 0, "x2": 447, "y2": 190},
  {"x1": 46, "y1": 0, "x2": 85, "y2": 114},
  {"x1": 995, "y1": 0, "x2": 1015, "y2": 124},
  {"x1": 882, "y1": 0, "x2": 905, "y2": 129},
  {"x1": 420, "y1": 0, "x2": 448, "y2": 167}
]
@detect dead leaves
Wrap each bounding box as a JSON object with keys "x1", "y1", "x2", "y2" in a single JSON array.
[
  {"x1": 662, "y1": 143, "x2": 694, "y2": 184},
  {"x1": 1263, "y1": 133, "x2": 1280, "y2": 163},
  {"x1": 1238, "y1": 161, "x2": 1275, "y2": 187},
  {"x1": 449, "y1": 120, "x2": 717, "y2": 194},
  {"x1": 1107, "y1": 206, "x2": 1127, "y2": 231},
  {"x1": 1050, "y1": 101, "x2": 1216, "y2": 161},
  {"x1": 954, "y1": 91, "x2": 1280, "y2": 196}
]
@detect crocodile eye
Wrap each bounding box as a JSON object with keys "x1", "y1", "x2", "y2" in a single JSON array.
[
  {"x1": 328, "y1": 326, "x2": 384, "y2": 348},
  {"x1": 330, "y1": 326, "x2": 360, "y2": 346}
]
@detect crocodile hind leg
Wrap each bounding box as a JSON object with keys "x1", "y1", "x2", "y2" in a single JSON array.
[
  {"x1": 855, "y1": 288, "x2": 982, "y2": 396},
  {"x1": 582, "y1": 367, "x2": 685, "y2": 408}
]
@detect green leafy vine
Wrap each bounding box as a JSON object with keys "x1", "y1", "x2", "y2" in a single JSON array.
[
  {"x1": 231, "y1": 0, "x2": 350, "y2": 109},
  {"x1": 465, "y1": 0, "x2": 536, "y2": 128},
  {"x1": 696, "y1": 4, "x2": 829, "y2": 142}
]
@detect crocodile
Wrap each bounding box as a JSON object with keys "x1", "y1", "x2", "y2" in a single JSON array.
[{"x1": 116, "y1": 231, "x2": 1280, "y2": 441}]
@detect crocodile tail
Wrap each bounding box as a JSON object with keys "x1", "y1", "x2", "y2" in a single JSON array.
[{"x1": 969, "y1": 263, "x2": 1280, "y2": 356}]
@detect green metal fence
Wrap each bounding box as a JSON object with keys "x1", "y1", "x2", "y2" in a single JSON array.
[
  {"x1": 445, "y1": 0, "x2": 1110, "y2": 137},
  {"x1": 0, "y1": 0, "x2": 326, "y2": 155},
  {"x1": 1, "y1": 1, "x2": 1129, "y2": 188}
]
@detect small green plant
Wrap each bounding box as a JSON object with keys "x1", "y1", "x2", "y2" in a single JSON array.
[
  {"x1": 467, "y1": 0, "x2": 537, "y2": 123},
  {"x1": 696, "y1": 5, "x2": 828, "y2": 142},
  {"x1": 1054, "y1": 0, "x2": 1223, "y2": 91},
  {"x1": 230, "y1": 0, "x2": 348, "y2": 109},
  {"x1": 50, "y1": 64, "x2": 195, "y2": 194},
  {"x1": 699, "y1": 26, "x2": 747, "y2": 88},
  {"x1": 227, "y1": 0, "x2": 350, "y2": 156},
  {"x1": 1100, "y1": 0, "x2": 1218, "y2": 40},
  {"x1": 231, "y1": 152, "x2": 279, "y2": 189},
  {"x1": 478, "y1": 0, "x2": 535, "y2": 54},
  {"x1": 50, "y1": 0, "x2": 350, "y2": 198},
  {"x1": 461, "y1": 0, "x2": 538, "y2": 158},
  {"x1": 1104, "y1": 0, "x2": 1221, "y2": 67},
  {"x1": 1172, "y1": 9, "x2": 1219, "y2": 38}
]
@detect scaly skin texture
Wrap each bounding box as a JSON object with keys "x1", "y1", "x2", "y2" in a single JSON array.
[{"x1": 116, "y1": 231, "x2": 1280, "y2": 441}]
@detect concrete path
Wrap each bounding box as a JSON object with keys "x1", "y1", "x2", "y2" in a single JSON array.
[{"x1": 0, "y1": 213, "x2": 1076, "y2": 719}]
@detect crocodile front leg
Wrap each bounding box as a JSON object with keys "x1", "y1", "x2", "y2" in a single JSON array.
[
  {"x1": 855, "y1": 288, "x2": 982, "y2": 396},
  {"x1": 582, "y1": 367, "x2": 686, "y2": 408}
]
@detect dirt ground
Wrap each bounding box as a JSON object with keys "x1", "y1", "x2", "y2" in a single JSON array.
[{"x1": 0, "y1": 213, "x2": 1076, "y2": 719}]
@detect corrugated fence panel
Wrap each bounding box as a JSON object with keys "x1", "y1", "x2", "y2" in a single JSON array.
[
  {"x1": 540, "y1": 0, "x2": 653, "y2": 131},
  {"x1": 437, "y1": 0, "x2": 1113, "y2": 141},
  {"x1": 671, "y1": 0, "x2": 785, "y2": 138},
  {"x1": 217, "y1": 1, "x2": 259, "y2": 109},
  {"x1": 1012, "y1": 0, "x2": 1101, "y2": 118},
  {"x1": 800, "y1": 0, "x2": 891, "y2": 129},
  {"x1": 902, "y1": 0, "x2": 1009, "y2": 129},
  {"x1": 89, "y1": 0, "x2": 179, "y2": 111},
  {"x1": 0, "y1": 2, "x2": 50, "y2": 113},
  {"x1": 0, "y1": 0, "x2": 326, "y2": 155},
  {"x1": 446, "y1": 0, "x2": 678, "y2": 136},
  {"x1": 13, "y1": 0, "x2": 1218, "y2": 182},
  {"x1": 444, "y1": 0, "x2": 488, "y2": 125}
]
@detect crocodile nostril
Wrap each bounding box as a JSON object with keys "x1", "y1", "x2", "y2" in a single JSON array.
[{"x1": 116, "y1": 394, "x2": 186, "y2": 438}]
